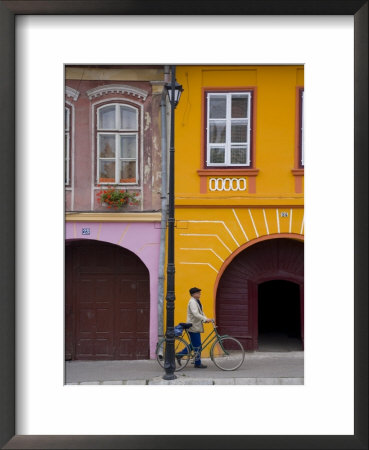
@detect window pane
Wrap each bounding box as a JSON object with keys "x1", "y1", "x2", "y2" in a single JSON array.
[
  {"x1": 232, "y1": 95, "x2": 248, "y2": 118},
  {"x1": 99, "y1": 105, "x2": 116, "y2": 129},
  {"x1": 120, "y1": 136, "x2": 136, "y2": 159},
  {"x1": 210, "y1": 147, "x2": 225, "y2": 164},
  {"x1": 231, "y1": 147, "x2": 247, "y2": 164},
  {"x1": 65, "y1": 133, "x2": 69, "y2": 156},
  {"x1": 120, "y1": 106, "x2": 137, "y2": 129},
  {"x1": 120, "y1": 161, "x2": 136, "y2": 183},
  {"x1": 209, "y1": 122, "x2": 226, "y2": 143},
  {"x1": 231, "y1": 123, "x2": 247, "y2": 143},
  {"x1": 209, "y1": 96, "x2": 226, "y2": 119},
  {"x1": 65, "y1": 132, "x2": 69, "y2": 183},
  {"x1": 99, "y1": 134, "x2": 116, "y2": 157},
  {"x1": 99, "y1": 160, "x2": 115, "y2": 182},
  {"x1": 65, "y1": 108, "x2": 70, "y2": 131}
]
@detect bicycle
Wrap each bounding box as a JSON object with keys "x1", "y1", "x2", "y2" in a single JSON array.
[{"x1": 156, "y1": 321, "x2": 245, "y2": 371}]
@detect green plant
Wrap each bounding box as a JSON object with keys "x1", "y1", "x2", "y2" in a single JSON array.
[{"x1": 96, "y1": 185, "x2": 140, "y2": 209}]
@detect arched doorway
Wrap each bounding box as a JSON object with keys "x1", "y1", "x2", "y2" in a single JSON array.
[
  {"x1": 258, "y1": 280, "x2": 303, "y2": 351},
  {"x1": 65, "y1": 239, "x2": 150, "y2": 360},
  {"x1": 216, "y1": 238, "x2": 304, "y2": 351}
]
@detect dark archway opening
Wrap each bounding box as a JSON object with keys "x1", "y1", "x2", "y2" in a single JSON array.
[{"x1": 258, "y1": 280, "x2": 302, "y2": 351}]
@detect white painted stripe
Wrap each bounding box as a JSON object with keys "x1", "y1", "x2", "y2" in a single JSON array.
[
  {"x1": 263, "y1": 209, "x2": 269, "y2": 235},
  {"x1": 289, "y1": 209, "x2": 293, "y2": 233},
  {"x1": 138, "y1": 243, "x2": 160, "y2": 253},
  {"x1": 117, "y1": 224, "x2": 130, "y2": 245},
  {"x1": 184, "y1": 220, "x2": 240, "y2": 247},
  {"x1": 180, "y1": 233, "x2": 232, "y2": 254},
  {"x1": 248, "y1": 209, "x2": 259, "y2": 238},
  {"x1": 180, "y1": 248, "x2": 224, "y2": 262},
  {"x1": 232, "y1": 209, "x2": 249, "y2": 241},
  {"x1": 300, "y1": 214, "x2": 304, "y2": 234},
  {"x1": 180, "y1": 262, "x2": 218, "y2": 273},
  {"x1": 276, "y1": 209, "x2": 280, "y2": 233},
  {"x1": 97, "y1": 223, "x2": 102, "y2": 240}
]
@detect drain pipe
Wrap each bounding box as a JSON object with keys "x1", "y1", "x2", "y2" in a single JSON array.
[{"x1": 157, "y1": 67, "x2": 170, "y2": 342}]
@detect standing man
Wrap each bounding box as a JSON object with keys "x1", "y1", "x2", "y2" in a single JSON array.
[{"x1": 178, "y1": 287, "x2": 213, "y2": 368}]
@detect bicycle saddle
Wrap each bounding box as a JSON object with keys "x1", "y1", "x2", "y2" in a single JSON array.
[{"x1": 179, "y1": 322, "x2": 192, "y2": 329}]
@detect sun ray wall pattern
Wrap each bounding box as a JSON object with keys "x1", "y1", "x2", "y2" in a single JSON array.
[{"x1": 172, "y1": 65, "x2": 304, "y2": 352}]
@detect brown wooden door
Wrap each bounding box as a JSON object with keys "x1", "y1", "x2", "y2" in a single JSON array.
[
  {"x1": 65, "y1": 247, "x2": 74, "y2": 360},
  {"x1": 216, "y1": 238, "x2": 304, "y2": 351},
  {"x1": 115, "y1": 275, "x2": 150, "y2": 359},
  {"x1": 66, "y1": 240, "x2": 150, "y2": 360}
]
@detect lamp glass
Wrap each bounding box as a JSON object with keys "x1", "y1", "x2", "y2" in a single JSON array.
[{"x1": 166, "y1": 82, "x2": 183, "y2": 106}]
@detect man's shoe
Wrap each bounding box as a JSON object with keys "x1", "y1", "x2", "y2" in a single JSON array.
[
  {"x1": 194, "y1": 364, "x2": 207, "y2": 369},
  {"x1": 176, "y1": 355, "x2": 182, "y2": 366}
]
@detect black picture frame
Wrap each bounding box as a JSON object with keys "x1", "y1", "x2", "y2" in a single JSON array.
[{"x1": 0, "y1": 1, "x2": 367, "y2": 449}]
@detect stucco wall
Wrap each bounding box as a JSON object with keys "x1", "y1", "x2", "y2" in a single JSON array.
[
  {"x1": 170, "y1": 65, "x2": 304, "y2": 352},
  {"x1": 65, "y1": 220, "x2": 161, "y2": 359}
]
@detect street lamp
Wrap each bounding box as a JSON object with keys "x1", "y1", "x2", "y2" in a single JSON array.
[
  {"x1": 163, "y1": 66, "x2": 183, "y2": 380},
  {"x1": 166, "y1": 80, "x2": 183, "y2": 107}
]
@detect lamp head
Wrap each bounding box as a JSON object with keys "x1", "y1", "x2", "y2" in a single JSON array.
[{"x1": 166, "y1": 80, "x2": 183, "y2": 107}]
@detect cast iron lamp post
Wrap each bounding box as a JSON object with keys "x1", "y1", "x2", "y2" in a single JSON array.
[{"x1": 163, "y1": 66, "x2": 183, "y2": 380}]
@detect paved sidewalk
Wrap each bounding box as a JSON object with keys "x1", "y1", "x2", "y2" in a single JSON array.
[{"x1": 65, "y1": 351, "x2": 304, "y2": 385}]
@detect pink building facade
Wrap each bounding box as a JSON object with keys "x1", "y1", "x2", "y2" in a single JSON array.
[{"x1": 65, "y1": 66, "x2": 167, "y2": 360}]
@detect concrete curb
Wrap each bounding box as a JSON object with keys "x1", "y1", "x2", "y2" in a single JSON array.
[{"x1": 67, "y1": 377, "x2": 304, "y2": 385}]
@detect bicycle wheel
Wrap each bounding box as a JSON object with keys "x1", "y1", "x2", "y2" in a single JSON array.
[
  {"x1": 156, "y1": 336, "x2": 191, "y2": 371},
  {"x1": 210, "y1": 336, "x2": 245, "y2": 371}
]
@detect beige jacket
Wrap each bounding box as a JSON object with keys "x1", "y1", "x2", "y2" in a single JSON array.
[{"x1": 186, "y1": 297, "x2": 209, "y2": 333}]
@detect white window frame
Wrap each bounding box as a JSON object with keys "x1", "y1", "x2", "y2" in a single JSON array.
[
  {"x1": 206, "y1": 92, "x2": 252, "y2": 167},
  {"x1": 65, "y1": 106, "x2": 70, "y2": 185},
  {"x1": 96, "y1": 103, "x2": 139, "y2": 185}
]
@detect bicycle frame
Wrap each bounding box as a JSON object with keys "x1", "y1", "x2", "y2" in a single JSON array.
[
  {"x1": 183, "y1": 321, "x2": 231, "y2": 356},
  {"x1": 155, "y1": 321, "x2": 245, "y2": 372}
]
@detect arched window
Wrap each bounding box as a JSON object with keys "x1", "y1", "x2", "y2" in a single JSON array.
[
  {"x1": 97, "y1": 103, "x2": 138, "y2": 184},
  {"x1": 65, "y1": 105, "x2": 71, "y2": 185}
]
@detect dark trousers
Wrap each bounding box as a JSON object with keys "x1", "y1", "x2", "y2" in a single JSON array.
[{"x1": 177, "y1": 331, "x2": 202, "y2": 366}]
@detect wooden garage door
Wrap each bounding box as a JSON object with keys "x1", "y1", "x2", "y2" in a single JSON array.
[
  {"x1": 65, "y1": 240, "x2": 150, "y2": 360},
  {"x1": 216, "y1": 238, "x2": 304, "y2": 351}
]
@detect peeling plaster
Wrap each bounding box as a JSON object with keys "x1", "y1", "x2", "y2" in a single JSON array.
[
  {"x1": 144, "y1": 112, "x2": 151, "y2": 131},
  {"x1": 153, "y1": 135, "x2": 159, "y2": 151},
  {"x1": 144, "y1": 156, "x2": 151, "y2": 181},
  {"x1": 152, "y1": 171, "x2": 162, "y2": 191}
]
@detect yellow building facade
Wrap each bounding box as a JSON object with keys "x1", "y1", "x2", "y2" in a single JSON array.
[{"x1": 173, "y1": 65, "x2": 304, "y2": 352}]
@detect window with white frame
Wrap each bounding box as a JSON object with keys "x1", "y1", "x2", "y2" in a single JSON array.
[
  {"x1": 65, "y1": 106, "x2": 71, "y2": 185},
  {"x1": 206, "y1": 92, "x2": 252, "y2": 167},
  {"x1": 300, "y1": 90, "x2": 304, "y2": 167},
  {"x1": 97, "y1": 103, "x2": 138, "y2": 184}
]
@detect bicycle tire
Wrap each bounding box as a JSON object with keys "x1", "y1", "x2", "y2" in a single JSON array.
[
  {"x1": 210, "y1": 336, "x2": 245, "y2": 371},
  {"x1": 156, "y1": 336, "x2": 191, "y2": 371}
]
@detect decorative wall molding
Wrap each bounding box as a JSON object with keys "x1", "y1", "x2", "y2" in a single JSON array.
[
  {"x1": 86, "y1": 84, "x2": 148, "y2": 101},
  {"x1": 65, "y1": 212, "x2": 161, "y2": 222},
  {"x1": 65, "y1": 86, "x2": 80, "y2": 101}
]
